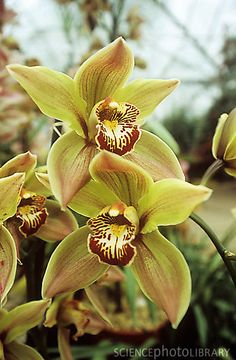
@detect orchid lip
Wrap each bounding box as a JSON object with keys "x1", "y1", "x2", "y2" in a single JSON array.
[
  {"x1": 16, "y1": 190, "x2": 48, "y2": 237},
  {"x1": 87, "y1": 203, "x2": 139, "y2": 266},
  {"x1": 95, "y1": 97, "x2": 141, "y2": 156}
]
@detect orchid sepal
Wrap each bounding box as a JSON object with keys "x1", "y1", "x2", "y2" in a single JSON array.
[
  {"x1": 42, "y1": 226, "x2": 108, "y2": 299},
  {"x1": 131, "y1": 230, "x2": 191, "y2": 328}
]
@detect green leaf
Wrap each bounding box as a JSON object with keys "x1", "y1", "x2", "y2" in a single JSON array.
[
  {"x1": 193, "y1": 304, "x2": 208, "y2": 347},
  {"x1": 124, "y1": 267, "x2": 137, "y2": 324}
]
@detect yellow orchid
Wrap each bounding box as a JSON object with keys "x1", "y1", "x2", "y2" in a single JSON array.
[
  {"x1": 0, "y1": 299, "x2": 49, "y2": 360},
  {"x1": 7, "y1": 37, "x2": 183, "y2": 209},
  {"x1": 42, "y1": 152, "x2": 211, "y2": 328},
  {"x1": 212, "y1": 108, "x2": 236, "y2": 178}
]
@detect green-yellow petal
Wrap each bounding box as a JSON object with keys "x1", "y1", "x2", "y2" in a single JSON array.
[
  {"x1": 224, "y1": 134, "x2": 236, "y2": 161},
  {"x1": 212, "y1": 113, "x2": 228, "y2": 159},
  {"x1": 125, "y1": 130, "x2": 184, "y2": 181},
  {"x1": 36, "y1": 200, "x2": 78, "y2": 242},
  {"x1": 7, "y1": 64, "x2": 85, "y2": 135},
  {"x1": 5, "y1": 342, "x2": 44, "y2": 360},
  {"x1": 42, "y1": 226, "x2": 108, "y2": 299},
  {"x1": 58, "y1": 327, "x2": 73, "y2": 360},
  {"x1": 0, "y1": 173, "x2": 25, "y2": 223},
  {"x1": 0, "y1": 152, "x2": 36, "y2": 179},
  {"x1": 131, "y1": 230, "x2": 191, "y2": 328},
  {"x1": 0, "y1": 226, "x2": 17, "y2": 302},
  {"x1": 69, "y1": 180, "x2": 120, "y2": 218},
  {"x1": 90, "y1": 151, "x2": 153, "y2": 207},
  {"x1": 0, "y1": 299, "x2": 50, "y2": 344},
  {"x1": 212, "y1": 109, "x2": 236, "y2": 159},
  {"x1": 115, "y1": 78, "x2": 180, "y2": 123},
  {"x1": 24, "y1": 170, "x2": 52, "y2": 197},
  {"x1": 74, "y1": 37, "x2": 134, "y2": 115},
  {"x1": 47, "y1": 131, "x2": 97, "y2": 209},
  {"x1": 225, "y1": 165, "x2": 236, "y2": 178},
  {"x1": 85, "y1": 285, "x2": 112, "y2": 325},
  {"x1": 138, "y1": 179, "x2": 212, "y2": 234}
]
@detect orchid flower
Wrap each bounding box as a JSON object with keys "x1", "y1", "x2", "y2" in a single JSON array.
[
  {"x1": 7, "y1": 37, "x2": 183, "y2": 209},
  {"x1": 44, "y1": 293, "x2": 107, "y2": 360},
  {"x1": 212, "y1": 108, "x2": 236, "y2": 178},
  {"x1": 42, "y1": 152, "x2": 211, "y2": 328},
  {"x1": 0, "y1": 299, "x2": 49, "y2": 359},
  {"x1": 1, "y1": 152, "x2": 78, "y2": 246}
]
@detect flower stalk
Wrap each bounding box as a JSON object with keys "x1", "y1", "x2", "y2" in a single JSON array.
[
  {"x1": 190, "y1": 213, "x2": 236, "y2": 289},
  {"x1": 200, "y1": 159, "x2": 224, "y2": 186}
]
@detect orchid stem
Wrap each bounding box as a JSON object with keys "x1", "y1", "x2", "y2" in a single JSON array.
[
  {"x1": 200, "y1": 159, "x2": 224, "y2": 186},
  {"x1": 190, "y1": 213, "x2": 236, "y2": 289}
]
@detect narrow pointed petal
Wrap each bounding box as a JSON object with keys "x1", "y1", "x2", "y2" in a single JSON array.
[
  {"x1": 7, "y1": 64, "x2": 84, "y2": 134},
  {"x1": 0, "y1": 226, "x2": 17, "y2": 302},
  {"x1": 69, "y1": 180, "x2": 120, "y2": 218},
  {"x1": 5, "y1": 342, "x2": 44, "y2": 360},
  {"x1": 85, "y1": 285, "x2": 112, "y2": 325},
  {"x1": 125, "y1": 130, "x2": 184, "y2": 181},
  {"x1": 213, "y1": 109, "x2": 236, "y2": 159},
  {"x1": 138, "y1": 179, "x2": 212, "y2": 234},
  {"x1": 47, "y1": 131, "x2": 97, "y2": 208},
  {"x1": 0, "y1": 173, "x2": 25, "y2": 223},
  {"x1": 114, "y1": 79, "x2": 180, "y2": 123},
  {"x1": 34, "y1": 172, "x2": 52, "y2": 193},
  {"x1": 0, "y1": 299, "x2": 50, "y2": 344},
  {"x1": 225, "y1": 165, "x2": 236, "y2": 178},
  {"x1": 24, "y1": 167, "x2": 52, "y2": 197},
  {"x1": 212, "y1": 113, "x2": 228, "y2": 158},
  {"x1": 131, "y1": 231, "x2": 191, "y2": 328},
  {"x1": 58, "y1": 327, "x2": 73, "y2": 360},
  {"x1": 224, "y1": 135, "x2": 236, "y2": 160},
  {"x1": 74, "y1": 38, "x2": 134, "y2": 115},
  {"x1": 0, "y1": 152, "x2": 36, "y2": 179},
  {"x1": 42, "y1": 226, "x2": 108, "y2": 299},
  {"x1": 36, "y1": 200, "x2": 78, "y2": 242},
  {"x1": 90, "y1": 151, "x2": 153, "y2": 206}
]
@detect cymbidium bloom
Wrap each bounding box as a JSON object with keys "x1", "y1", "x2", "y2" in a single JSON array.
[
  {"x1": 44, "y1": 293, "x2": 107, "y2": 360},
  {"x1": 7, "y1": 37, "x2": 183, "y2": 208},
  {"x1": 42, "y1": 152, "x2": 211, "y2": 328},
  {"x1": 1, "y1": 152, "x2": 78, "y2": 245},
  {"x1": 212, "y1": 108, "x2": 236, "y2": 177},
  {"x1": 0, "y1": 299, "x2": 49, "y2": 359}
]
